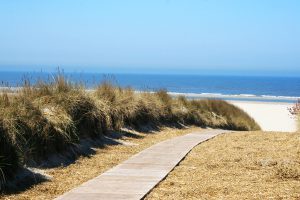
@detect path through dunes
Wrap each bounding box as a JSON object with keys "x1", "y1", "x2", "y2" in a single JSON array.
[{"x1": 56, "y1": 129, "x2": 228, "y2": 200}]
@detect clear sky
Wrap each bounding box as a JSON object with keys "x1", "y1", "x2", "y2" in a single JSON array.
[{"x1": 0, "y1": 0, "x2": 299, "y2": 75}]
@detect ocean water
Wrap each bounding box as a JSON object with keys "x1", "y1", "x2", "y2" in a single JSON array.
[{"x1": 0, "y1": 71, "x2": 300, "y2": 103}]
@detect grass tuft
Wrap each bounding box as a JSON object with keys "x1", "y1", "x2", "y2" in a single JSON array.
[{"x1": 276, "y1": 160, "x2": 300, "y2": 180}]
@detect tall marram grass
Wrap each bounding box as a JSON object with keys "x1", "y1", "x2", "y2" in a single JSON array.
[{"x1": 0, "y1": 74, "x2": 260, "y2": 190}]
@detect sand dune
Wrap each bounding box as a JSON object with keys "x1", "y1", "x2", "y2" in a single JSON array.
[{"x1": 230, "y1": 101, "x2": 297, "y2": 132}]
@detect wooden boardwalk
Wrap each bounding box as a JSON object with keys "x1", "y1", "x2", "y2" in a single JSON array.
[{"x1": 56, "y1": 129, "x2": 227, "y2": 200}]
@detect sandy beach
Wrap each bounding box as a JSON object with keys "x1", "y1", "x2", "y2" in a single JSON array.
[{"x1": 230, "y1": 101, "x2": 297, "y2": 132}]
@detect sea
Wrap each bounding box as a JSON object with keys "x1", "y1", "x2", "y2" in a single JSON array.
[{"x1": 0, "y1": 71, "x2": 300, "y2": 103}]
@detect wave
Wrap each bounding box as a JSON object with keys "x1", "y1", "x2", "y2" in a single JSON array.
[
  {"x1": 261, "y1": 95, "x2": 300, "y2": 100},
  {"x1": 168, "y1": 92, "x2": 299, "y2": 102}
]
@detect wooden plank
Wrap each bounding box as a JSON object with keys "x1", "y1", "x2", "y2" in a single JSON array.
[{"x1": 56, "y1": 129, "x2": 227, "y2": 200}]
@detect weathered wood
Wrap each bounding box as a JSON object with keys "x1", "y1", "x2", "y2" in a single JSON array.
[{"x1": 56, "y1": 129, "x2": 227, "y2": 200}]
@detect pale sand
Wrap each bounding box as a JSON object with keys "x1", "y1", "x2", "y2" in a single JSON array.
[{"x1": 230, "y1": 101, "x2": 297, "y2": 132}]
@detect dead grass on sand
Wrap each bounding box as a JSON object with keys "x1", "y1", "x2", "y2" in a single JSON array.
[
  {"x1": 1, "y1": 127, "x2": 200, "y2": 200},
  {"x1": 146, "y1": 131, "x2": 300, "y2": 200}
]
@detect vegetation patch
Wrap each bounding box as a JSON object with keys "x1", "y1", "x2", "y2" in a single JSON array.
[
  {"x1": 145, "y1": 131, "x2": 300, "y2": 199},
  {"x1": 277, "y1": 160, "x2": 300, "y2": 180}
]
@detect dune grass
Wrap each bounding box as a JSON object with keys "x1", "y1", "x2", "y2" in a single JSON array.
[{"x1": 0, "y1": 74, "x2": 260, "y2": 191}]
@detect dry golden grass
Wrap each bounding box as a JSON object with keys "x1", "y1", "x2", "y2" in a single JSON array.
[
  {"x1": 0, "y1": 127, "x2": 201, "y2": 200},
  {"x1": 146, "y1": 131, "x2": 300, "y2": 200}
]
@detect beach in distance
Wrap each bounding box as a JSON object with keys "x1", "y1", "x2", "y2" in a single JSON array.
[
  {"x1": 230, "y1": 101, "x2": 296, "y2": 132},
  {"x1": 156, "y1": 93, "x2": 297, "y2": 132},
  {"x1": 168, "y1": 92, "x2": 297, "y2": 132}
]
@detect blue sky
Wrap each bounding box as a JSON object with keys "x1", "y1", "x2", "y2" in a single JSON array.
[{"x1": 0, "y1": 0, "x2": 299, "y2": 75}]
